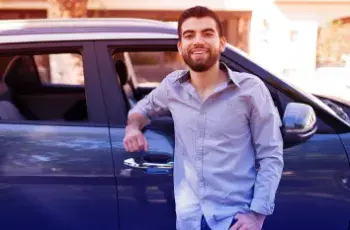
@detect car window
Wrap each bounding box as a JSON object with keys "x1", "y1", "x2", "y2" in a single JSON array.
[
  {"x1": 317, "y1": 96, "x2": 350, "y2": 123},
  {"x1": 113, "y1": 51, "x2": 187, "y2": 86},
  {"x1": 0, "y1": 51, "x2": 89, "y2": 124},
  {"x1": 33, "y1": 53, "x2": 84, "y2": 85}
]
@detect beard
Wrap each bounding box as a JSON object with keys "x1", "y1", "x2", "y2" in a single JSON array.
[{"x1": 181, "y1": 46, "x2": 220, "y2": 72}]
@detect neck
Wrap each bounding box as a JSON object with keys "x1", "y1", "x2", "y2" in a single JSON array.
[{"x1": 189, "y1": 62, "x2": 227, "y2": 92}]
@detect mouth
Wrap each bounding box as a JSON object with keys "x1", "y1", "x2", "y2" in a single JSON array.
[{"x1": 191, "y1": 49, "x2": 208, "y2": 55}]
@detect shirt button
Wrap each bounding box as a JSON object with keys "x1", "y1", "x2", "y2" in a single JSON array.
[
  {"x1": 196, "y1": 155, "x2": 202, "y2": 161},
  {"x1": 199, "y1": 180, "x2": 205, "y2": 187}
]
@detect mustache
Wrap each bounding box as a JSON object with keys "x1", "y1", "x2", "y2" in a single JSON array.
[
  {"x1": 190, "y1": 44, "x2": 208, "y2": 49},
  {"x1": 188, "y1": 45, "x2": 210, "y2": 53}
]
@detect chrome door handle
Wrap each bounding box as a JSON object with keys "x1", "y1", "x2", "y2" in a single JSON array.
[{"x1": 124, "y1": 158, "x2": 173, "y2": 174}]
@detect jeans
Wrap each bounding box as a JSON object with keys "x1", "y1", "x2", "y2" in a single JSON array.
[{"x1": 200, "y1": 216, "x2": 237, "y2": 230}]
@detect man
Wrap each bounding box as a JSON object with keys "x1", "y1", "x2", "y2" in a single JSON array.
[{"x1": 123, "y1": 6, "x2": 284, "y2": 230}]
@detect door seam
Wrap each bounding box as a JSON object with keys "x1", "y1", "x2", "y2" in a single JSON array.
[
  {"x1": 338, "y1": 134, "x2": 350, "y2": 168},
  {"x1": 92, "y1": 41, "x2": 121, "y2": 230}
]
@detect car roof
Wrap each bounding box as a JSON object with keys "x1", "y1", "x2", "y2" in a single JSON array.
[{"x1": 0, "y1": 18, "x2": 178, "y2": 44}]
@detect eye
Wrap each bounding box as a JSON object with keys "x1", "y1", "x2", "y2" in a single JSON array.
[
  {"x1": 184, "y1": 34, "x2": 193, "y2": 39},
  {"x1": 204, "y1": 32, "x2": 214, "y2": 37}
]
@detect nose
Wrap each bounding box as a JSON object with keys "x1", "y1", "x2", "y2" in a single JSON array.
[{"x1": 193, "y1": 33, "x2": 205, "y2": 45}]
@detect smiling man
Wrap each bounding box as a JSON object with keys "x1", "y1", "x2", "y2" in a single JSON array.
[{"x1": 123, "y1": 6, "x2": 284, "y2": 230}]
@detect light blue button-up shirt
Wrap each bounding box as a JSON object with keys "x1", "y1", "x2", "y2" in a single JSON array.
[{"x1": 128, "y1": 63, "x2": 284, "y2": 230}]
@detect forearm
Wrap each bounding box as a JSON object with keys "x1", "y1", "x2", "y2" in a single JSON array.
[
  {"x1": 126, "y1": 76, "x2": 170, "y2": 131},
  {"x1": 249, "y1": 103, "x2": 284, "y2": 214},
  {"x1": 126, "y1": 112, "x2": 149, "y2": 131},
  {"x1": 250, "y1": 155, "x2": 283, "y2": 214}
]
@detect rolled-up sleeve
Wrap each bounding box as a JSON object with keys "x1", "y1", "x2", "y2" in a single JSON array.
[
  {"x1": 248, "y1": 80, "x2": 284, "y2": 215},
  {"x1": 128, "y1": 77, "x2": 170, "y2": 121}
]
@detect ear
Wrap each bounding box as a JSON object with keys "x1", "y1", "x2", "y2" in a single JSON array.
[
  {"x1": 219, "y1": 36, "x2": 227, "y2": 53},
  {"x1": 177, "y1": 41, "x2": 182, "y2": 55}
]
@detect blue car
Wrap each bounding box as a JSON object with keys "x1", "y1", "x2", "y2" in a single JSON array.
[{"x1": 0, "y1": 18, "x2": 349, "y2": 230}]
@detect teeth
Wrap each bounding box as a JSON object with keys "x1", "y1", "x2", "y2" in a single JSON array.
[{"x1": 193, "y1": 51, "x2": 206, "y2": 54}]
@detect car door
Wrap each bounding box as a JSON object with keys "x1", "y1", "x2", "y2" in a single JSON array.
[
  {"x1": 95, "y1": 40, "x2": 177, "y2": 230},
  {"x1": 221, "y1": 49, "x2": 350, "y2": 230},
  {"x1": 264, "y1": 91, "x2": 350, "y2": 230},
  {"x1": 0, "y1": 42, "x2": 119, "y2": 230}
]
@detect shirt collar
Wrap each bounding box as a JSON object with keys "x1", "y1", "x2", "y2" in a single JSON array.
[{"x1": 174, "y1": 62, "x2": 241, "y2": 88}]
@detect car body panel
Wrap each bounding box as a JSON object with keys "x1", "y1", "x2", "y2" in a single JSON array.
[
  {"x1": 0, "y1": 33, "x2": 178, "y2": 45},
  {"x1": 109, "y1": 128, "x2": 176, "y2": 230},
  {"x1": 94, "y1": 40, "x2": 177, "y2": 229},
  {"x1": 0, "y1": 124, "x2": 118, "y2": 230},
  {"x1": 338, "y1": 133, "x2": 350, "y2": 175},
  {"x1": 0, "y1": 39, "x2": 119, "y2": 230},
  {"x1": 264, "y1": 134, "x2": 350, "y2": 229}
]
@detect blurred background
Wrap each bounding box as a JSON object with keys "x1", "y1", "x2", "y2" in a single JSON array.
[{"x1": 0, "y1": 0, "x2": 349, "y2": 102}]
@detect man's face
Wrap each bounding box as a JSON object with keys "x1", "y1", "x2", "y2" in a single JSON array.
[{"x1": 178, "y1": 17, "x2": 226, "y2": 72}]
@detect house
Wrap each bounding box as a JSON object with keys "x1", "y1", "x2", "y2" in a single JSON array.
[{"x1": 1, "y1": 0, "x2": 350, "y2": 79}]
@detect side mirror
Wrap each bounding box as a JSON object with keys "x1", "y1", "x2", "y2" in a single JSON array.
[{"x1": 282, "y1": 102, "x2": 317, "y2": 148}]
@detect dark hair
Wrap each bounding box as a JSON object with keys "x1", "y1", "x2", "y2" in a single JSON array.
[{"x1": 177, "y1": 6, "x2": 223, "y2": 40}]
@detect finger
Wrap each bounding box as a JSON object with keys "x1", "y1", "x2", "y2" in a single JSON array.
[
  {"x1": 125, "y1": 138, "x2": 136, "y2": 152},
  {"x1": 130, "y1": 139, "x2": 139, "y2": 151},
  {"x1": 230, "y1": 220, "x2": 243, "y2": 230},
  {"x1": 126, "y1": 140, "x2": 134, "y2": 152},
  {"x1": 136, "y1": 135, "x2": 146, "y2": 151},
  {"x1": 123, "y1": 139, "x2": 131, "y2": 152},
  {"x1": 234, "y1": 213, "x2": 242, "y2": 220},
  {"x1": 143, "y1": 136, "x2": 149, "y2": 151}
]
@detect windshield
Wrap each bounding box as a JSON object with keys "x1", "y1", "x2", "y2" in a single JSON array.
[
  {"x1": 280, "y1": 72, "x2": 350, "y2": 123},
  {"x1": 224, "y1": 44, "x2": 349, "y2": 123}
]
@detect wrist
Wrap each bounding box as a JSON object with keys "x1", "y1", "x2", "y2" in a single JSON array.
[
  {"x1": 126, "y1": 124, "x2": 141, "y2": 132},
  {"x1": 252, "y1": 211, "x2": 266, "y2": 225}
]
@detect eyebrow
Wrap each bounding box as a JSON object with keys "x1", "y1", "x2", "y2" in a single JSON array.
[
  {"x1": 182, "y1": 28, "x2": 216, "y2": 36},
  {"x1": 182, "y1": 30, "x2": 194, "y2": 36},
  {"x1": 202, "y1": 28, "x2": 215, "y2": 33}
]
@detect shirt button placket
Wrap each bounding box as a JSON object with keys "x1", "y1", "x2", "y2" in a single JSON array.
[{"x1": 196, "y1": 110, "x2": 206, "y2": 197}]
